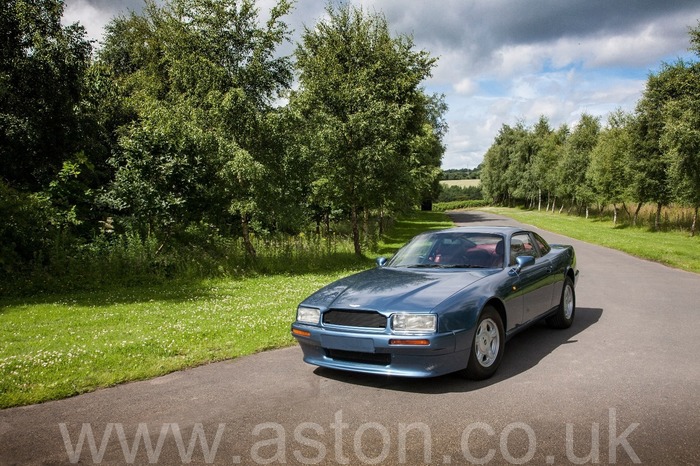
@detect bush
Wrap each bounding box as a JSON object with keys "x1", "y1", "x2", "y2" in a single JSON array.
[
  {"x1": 433, "y1": 200, "x2": 491, "y2": 211},
  {"x1": 437, "y1": 184, "x2": 483, "y2": 202},
  {"x1": 0, "y1": 182, "x2": 55, "y2": 276}
]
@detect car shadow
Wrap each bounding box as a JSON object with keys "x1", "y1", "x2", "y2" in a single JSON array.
[{"x1": 313, "y1": 307, "x2": 603, "y2": 394}]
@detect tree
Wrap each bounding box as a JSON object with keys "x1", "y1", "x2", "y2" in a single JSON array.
[
  {"x1": 556, "y1": 114, "x2": 600, "y2": 213},
  {"x1": 0, "y1": 0, "x2": 95, "y2": 274},
  {"x1": 0, "y1": 0, "x2": 92, "y2": 191},
  {"x1": 660, "y1": 63, "x2": 700, "y2": 236},
  {"x1": 98, "y1": 0, "x2": 294, "y2": 255},
  {"x1": 293, "y1": 4, "x2": 440, "y2": 255},
  {"x1": 481, "y1": 124, "x2": 516, "y2": 205},
  {"x1": 587, "y1": 110, "x2": 634, "y2": 224},
  {"x1": 633, "y1": 61, "x2": 687, "y2": 230},
  {"x1": 530, "y1": 118, "x2": 568, "y2": 211}
]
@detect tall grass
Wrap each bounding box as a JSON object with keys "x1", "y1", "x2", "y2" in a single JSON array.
[
  {"x1": 533, "y1": 202, "x2": 697, "y2": 233},
  {"x1": 2, "y1": 225, "x2": 370, "y2": 296}
]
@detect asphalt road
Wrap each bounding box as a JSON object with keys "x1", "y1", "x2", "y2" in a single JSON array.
[{"x1": 1, "y1": 211, "x2": 699, "y2": 465}]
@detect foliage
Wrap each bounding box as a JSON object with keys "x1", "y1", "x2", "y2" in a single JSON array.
[
  {"x1": 437, "y1": 184, "x2": 483, "y2": 202},
  {"x1": 0, "y1": 0, "x2": 92, "y2": 191},
  {"x1": 441, "y1": 166, "x2": 482, "y2": 180},
  {"x1": 658, "y1": 62, "x2": 700, "y2": 235},
  {"x1": 292, "y1": 3, "x2": 444, "y2": 256},
  {"x1": 585, "y1": 110, "x2": 633, "y2": 223},
  {"x1": 433, "y1": 200, "x2": 490, "y2": 212},
  {"x1": 97, "y1": 0, "x2": 296, "y2": 255},
  {"x1": 5, "y1": 1, "x2": 700, "y2": 282}
]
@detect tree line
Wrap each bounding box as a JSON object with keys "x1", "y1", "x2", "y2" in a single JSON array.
[
  {"x1": 0, "y1": 0, "x2": 446, "y2": 278},
  {"x1": 481, "y1": 23, "x2": 700, "y2": 236},
  {"x1": 441, "y1": 167, "x2": 481, "y2": 180}
]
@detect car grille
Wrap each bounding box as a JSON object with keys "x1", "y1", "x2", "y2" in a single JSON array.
[
  {"x1": 323, "y1": 309, "x2": 387, "y2": 328},
  {"x1": 326, "y1": 349, "x2": 391, "y2": 366}
]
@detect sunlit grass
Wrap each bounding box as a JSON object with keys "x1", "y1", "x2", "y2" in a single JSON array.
[
  {"x1": 482, "y1": 207, "x2": 700, "y2": 274},
  {"x1": 0, "y1": 211, "x2": 453, "y2": 408},
  {"x1": 0, "y1": 275, "x2": 347, "y2": 407}
]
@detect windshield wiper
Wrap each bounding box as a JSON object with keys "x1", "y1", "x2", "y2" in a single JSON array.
[{"x1": 404, "y1": 264, "x2": 444, "y2": 268}]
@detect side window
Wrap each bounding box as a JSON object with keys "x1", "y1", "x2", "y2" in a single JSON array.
[
  {"x1": 533, "y1": 233, "x2": 551, "y2": 255},
  {"x1": 509, "y1": 233, "x2": 539, "y2": 265}
]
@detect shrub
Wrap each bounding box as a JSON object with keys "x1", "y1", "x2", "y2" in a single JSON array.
[{"x1": 433, "y1": 200, "x2": 491, "y2": 211}]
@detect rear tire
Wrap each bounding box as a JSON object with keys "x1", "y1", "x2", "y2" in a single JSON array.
[
  {"x1": 547, "y1": 276, "x2": 575, "y2": 329},
  {"x1": 464, "y1": 306, "x2": 505, "y2": 380}
]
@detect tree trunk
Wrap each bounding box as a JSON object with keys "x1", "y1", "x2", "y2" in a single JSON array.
[
  {"x1": 621, "y1": 202, "x2": 631, "y2": 221},
  {"x1": 241, "y1": 214, "x2": 256, "y2": 258},
  {"x1": 351, "y1": 205, "x2": 362, "y2": 256},
  {"x1": 633, "y1": 202, "x2": 643, "y2": 227},
  {"x1": 655, "y1": 203, "x2": 662, "y2": 231},
  {"x1": 538, "y1": 189, "x2": 542, "y2": 211},
  {"x1": 612, "y1": 204, "x2": 618, "y2": 226},
  {"x1": 362, "y1": 208, "x2": 369, "y2": 247},
  {"x1": 692, "y1": 205, "x2": 698, "y2": 237}
]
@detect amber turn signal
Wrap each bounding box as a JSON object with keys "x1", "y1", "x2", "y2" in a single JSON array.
[
  {"x1": 292, "y1": 328, "x2": 311, "y2": 337},
  {"x1": 389, "y1": 339, "x2": 430, "y2": 346}
]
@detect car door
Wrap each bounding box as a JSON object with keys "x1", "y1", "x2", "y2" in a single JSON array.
[{"x1": 510, "y1": 232, "x2": 554, "y2": 324}]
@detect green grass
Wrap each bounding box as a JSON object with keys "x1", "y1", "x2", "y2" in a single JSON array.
[
  {"x1": 0, "y1": 211, "x2": 452, "y2": 408},
  {"x1": 482, "y1": 207, "x2": 700, "y2": 274}
]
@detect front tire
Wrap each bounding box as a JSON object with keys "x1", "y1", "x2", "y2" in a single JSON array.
[
  {"x1": 464, "y1": 306, "x2": 505, "y2": 380},
  {"x1": 547, "y1": 276, "x2": 575, "y2": 329}
]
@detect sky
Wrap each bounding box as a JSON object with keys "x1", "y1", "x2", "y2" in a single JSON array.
[{"x1": 62, "y1": 0, "x2": 700, "y2": 169}]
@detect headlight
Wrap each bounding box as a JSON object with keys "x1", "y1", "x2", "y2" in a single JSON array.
[
  {"x1": 296, "y1": 306, "x2": 320, "y2": 324},
  {"x1": 391, "y1": 313, "x2": 437, "y2": 334}
]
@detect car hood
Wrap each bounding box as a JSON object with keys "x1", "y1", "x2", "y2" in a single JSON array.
[{"x1": 303, "y1": 267, "x2": 493, "y2": 313}]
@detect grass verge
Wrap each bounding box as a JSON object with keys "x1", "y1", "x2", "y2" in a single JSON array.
[
  {"x1": 482, "y1": 207, "x2": 700, "y2": 274},
  {"x1": 0, "y1": 211, "x2": 452, "y2": 408}
]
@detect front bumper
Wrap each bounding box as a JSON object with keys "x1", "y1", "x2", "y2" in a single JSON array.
[{"x1": 291, "y1": 323, "x2": 470, "y2": 378}]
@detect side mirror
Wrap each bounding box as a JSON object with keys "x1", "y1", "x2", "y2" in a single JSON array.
[
  {"x1": 509, "y1": 255, "x2": 535, "y2": 276},
  {"x1": 376, "y1": 257, "x2": 387, "y2": 268}
]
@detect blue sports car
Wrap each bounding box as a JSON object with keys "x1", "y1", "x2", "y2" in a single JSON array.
[{"x1": 291, "y1": 226, "x2": 579, "y2": 380}]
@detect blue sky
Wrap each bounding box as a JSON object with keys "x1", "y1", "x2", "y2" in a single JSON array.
[{"x1": 63, "y1": 0, "x2": 700, "y2": 169}]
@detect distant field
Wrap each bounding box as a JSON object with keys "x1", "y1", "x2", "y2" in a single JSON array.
[{"x1": 440, "y1": 179, "x2": 481, "y2": 187}]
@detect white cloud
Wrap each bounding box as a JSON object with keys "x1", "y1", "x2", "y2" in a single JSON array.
[
  {"x1": 62, "y1": 0, "x2": 111, "y2": 42},
  {"x1": 454, "y1": 78, "x2": 478, "y2": 96}
]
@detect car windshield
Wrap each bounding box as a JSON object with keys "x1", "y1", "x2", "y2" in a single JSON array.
[{"x1": 387, "y1": 232, "x2": 505, "y2": 269}]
